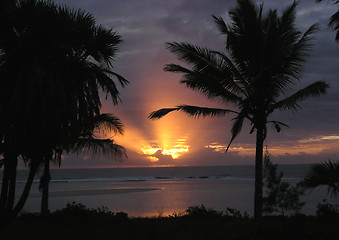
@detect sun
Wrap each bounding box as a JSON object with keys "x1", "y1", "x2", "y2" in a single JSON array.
[{"x1": 140, "y1": 140, "x2": 189, "y2": 162}]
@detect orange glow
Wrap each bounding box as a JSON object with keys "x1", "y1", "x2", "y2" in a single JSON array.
[
  {"x1": 161, "y1": 144, "x2": 189, "y2": 159},
  {"x1": 206, "y1": 135, "x2": 339, "y2": 157},
  {"x1": 299, "y1": 135, "x2": 339, "y2": 143},
  {"x1": 99, "y1": 74, "x2": 230, "y2": 165},
  {"x1": 101, "y1": 71, "x2": 339, "y2": 166},
  {"x1": 140, "y1": 139, "x2": 189, "y2": 160},
  {"x1": 147, "y1": 156, "x2": 160, "y2": 162},
  {"x1": 140, "y1": 145, "x2": 162, "y2": 155},
  {"x1": 110, "y1": 113, "x2": 193, "y2": 164}
]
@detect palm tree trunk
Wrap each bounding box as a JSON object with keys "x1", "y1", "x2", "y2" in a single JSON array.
[
  {"x1": 254, "y1": 126, "x2": 264, "y2": 219},
  {"x1": 0, "y1": 153, "x2": 18, "y2": 212},
  {"x1": 12, "y1": 163, "x2": 39, "y2": 217},
  {"x1": 40, "y1": 158, "x2": 51, "y2": 216},
  {"x1": 0, "y1": 159, "x2": 10, "y2": 211},
  {"x1": 5, "y1": 154, "x2": 18, "y2": 211}
]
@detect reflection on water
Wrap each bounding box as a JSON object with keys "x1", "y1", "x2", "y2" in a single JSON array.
[
  {"x1": 21, "y1": 180, "x2": 253, "y2": 216},
  {"x1": 20, "y1": 179, "x2": 338, "y2": 217}
]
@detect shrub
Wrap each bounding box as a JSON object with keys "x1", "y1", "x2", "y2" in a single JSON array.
[
  {"x1": 224, "y1": 207, "x2": 249, "y2": 219},
  {"x1": 316, "y1": 199, "x2": 339, "y2": 221},
  {"x1": 54, "y1": 202, "x2": 128, "y2": 219},
  {"x1": 263, "y1": 152, "x2": 305, "y2": 216},
  {"x1": 185, "y1": 205, "x2": 223, "y2": 218},
  {"x1": 185, "y1": 205, "x2": 249, "y2": 219}
]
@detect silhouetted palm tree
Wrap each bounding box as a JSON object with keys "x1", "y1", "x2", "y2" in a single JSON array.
[
  {"x1": 149, "y1": 0, "x2": 328, "y2": 218},
  {"x1": 317, "y1": 0, "x2": 339, "y2": 41},
  {"x1": 302, "y1": 160, "x2": 339, "y2": 196},
  {"x1": 0, "y1": 0, "x2": 127, "y2": 219},
  {"x1": 39, "y1": 113, "x2": 126, "y2": 215}
]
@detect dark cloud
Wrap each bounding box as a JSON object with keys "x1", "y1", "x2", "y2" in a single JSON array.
[{"x1": 151, "y1": 150, "x2": 174, "y2": 165}]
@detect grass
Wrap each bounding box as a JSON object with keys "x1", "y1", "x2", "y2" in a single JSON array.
[{"x1": 2, "y1": 203, "x2": 339, "y2": 240}]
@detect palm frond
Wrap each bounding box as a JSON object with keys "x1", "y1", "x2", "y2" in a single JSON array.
[
  {"x1": 270, "y1": 81, "x2": 329, "y2": 112},
  {"x1": 89, "y1": 64, "x2": 121, "y2": 104},
  {"x1": 211, "y1": 51, "x2": 250, "y2": 96},
  {"x1": 109, "y1": 70, "x2": 129, "y2": 87},
  {"x1": 180, "y1": 75, "x2": 243, "y2": 104},
  {"x1": 91, "y1": 26, "x2": 123, "y2": 64},
  {"x1": 212, "y1": 15, "x2": 228, "y2": 35},
  {"x1": 71, "y1": 138, "x2": 127, "y2": 160},
  {"x1": 302, "y1": 160, "x2": 339, "y2": 196},
  {"x1": 267, "y1": 120, "x2": 289, "y2": 133},
  {"x1": 163, "y1": 63, "x2": 193, "y2": 74},
  {"x1": 164, "y1": 52, "x2": 244, "y2": 104},
  {"x1": 279, "y1": 24, "x2": 319, "y2": 85},
  {"x1": 93, "y1": 113, "x2": 124, "y2": 135},
  {"x1": 149, "y1": 105, "x2": 238, "y2": 120},
  {"x1": 317, "y1": 0, "x2": 339, "y2": 41},
  {"x1": 166, "y1": 42, "x2": 223, "y2": 73},
  {"x1": 329, "y1": 10, "x2": 339, "y2": 41},
  {"x1": 226, "y1": 114, "x2": 245, "y2": 152}
]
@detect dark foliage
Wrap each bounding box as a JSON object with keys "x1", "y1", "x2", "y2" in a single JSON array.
[
  {"x1": 316, "y1": 199, "x2": 339, "y2": 221},
  {"x1": 302, "y1": 160, "x2": 339, "y2": 196},
  {"x1": 317, "y1": 0, "x2": 339, "y2": 41},
  {"x1": 2, "y1": 203, "x2": 339, "y2": 240},
  {"x1": 185, "y1": 205, "x2": 223, "y2": 218},
  {"x1": 263, "y1": 152, "x2": 305, "y2": 215}
]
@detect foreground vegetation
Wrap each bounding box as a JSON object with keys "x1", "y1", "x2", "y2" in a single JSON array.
[{"x1": 2, "y1": 203, "x2": 339, "y2": 240}]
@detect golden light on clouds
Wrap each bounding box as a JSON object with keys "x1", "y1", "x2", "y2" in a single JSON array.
[
  {"x1": 299, "y1": 135, "x2": 339, "y2": 143},
  {"x1": 205, "y1": 143, "x2": 255, "y2": 155},
  {"x1": 135, "y1": 111, "x2": 192, "y2": 162},
  {"x1": 112, "y1": 113, "x2": 192, "y2": 164},
  {"x1": 140, "y1": 140, "x2": 189, "y2": 162},
  {"x1": 161, "y1": 144, "x2": 189, "y2": 159},
  {"x1": 206, "y1": 134, "x2": 339, "y2": 157},
  {"x1": 140, "y1": 145, "x2": 162, "y2": 155},
  {"x1": 100, "y1": 74, "x2": 231, "y2": 165},
  {"x1": 147, "y1": 156, "x2": 160, "y2": 163}
]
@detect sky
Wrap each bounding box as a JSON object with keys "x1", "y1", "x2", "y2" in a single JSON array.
[{"x1": 53, "y1": 0, "x2": 339, "y2": 168}]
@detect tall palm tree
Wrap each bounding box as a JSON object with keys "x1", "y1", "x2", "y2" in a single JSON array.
[
  {"x1": 0, "y1": 0, "x2": 127, "y2": 219},
  {"x1": 317, "y1": 0, "x2": 339, "y2": 41},
  {"x1": 302, "y1": 160, "x2": 339, "y2": 196},
  {"x1": 149, "y1": 0, "x2": 328, "y2": 218}
]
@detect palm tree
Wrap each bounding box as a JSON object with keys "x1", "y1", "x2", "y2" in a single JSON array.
[
  {"x1": 316, "y1": 0, "x2": 339, "y2": 41},
  {"x1": 149, "y1": 0, "x2": 328, "y2": 218},
  {"x1": 302, "y1": 160, "x2": 339, "y2": 196},
  {"x1": 39, "y1": 113, "x2": 126, "y2": 216},
  {"x1": 0, "y1": 0, "x2": 127, "y2": 219}
]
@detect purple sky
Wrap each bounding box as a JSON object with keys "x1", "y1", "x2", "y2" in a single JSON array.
[{"x1": 52, "y1": 0, "x2": 339, "y2": 168}]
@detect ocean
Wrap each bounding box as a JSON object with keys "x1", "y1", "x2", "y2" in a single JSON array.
[{"x1": 3, "y1": 165, "x2": 337, "y2": 217}]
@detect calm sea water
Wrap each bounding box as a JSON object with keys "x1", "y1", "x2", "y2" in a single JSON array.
[{"x1": 2, "y1": 165, "x2": 337, "y2": 217}]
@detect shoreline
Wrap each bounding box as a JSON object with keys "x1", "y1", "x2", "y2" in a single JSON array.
[{"x1": 28, "y1": 187, "x2": 161, "y2": 198}]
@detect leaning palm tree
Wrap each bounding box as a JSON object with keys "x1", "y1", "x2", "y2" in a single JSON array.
[
  {"x1": 302, "y1": 160, "x2": 339, "y2": 196},
  {"x1": 149, "y1": 0, "x2": 328, "y2": 218},
  {"x1": 316, "y1": 0, "x2": 339, "y2": 41}
]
